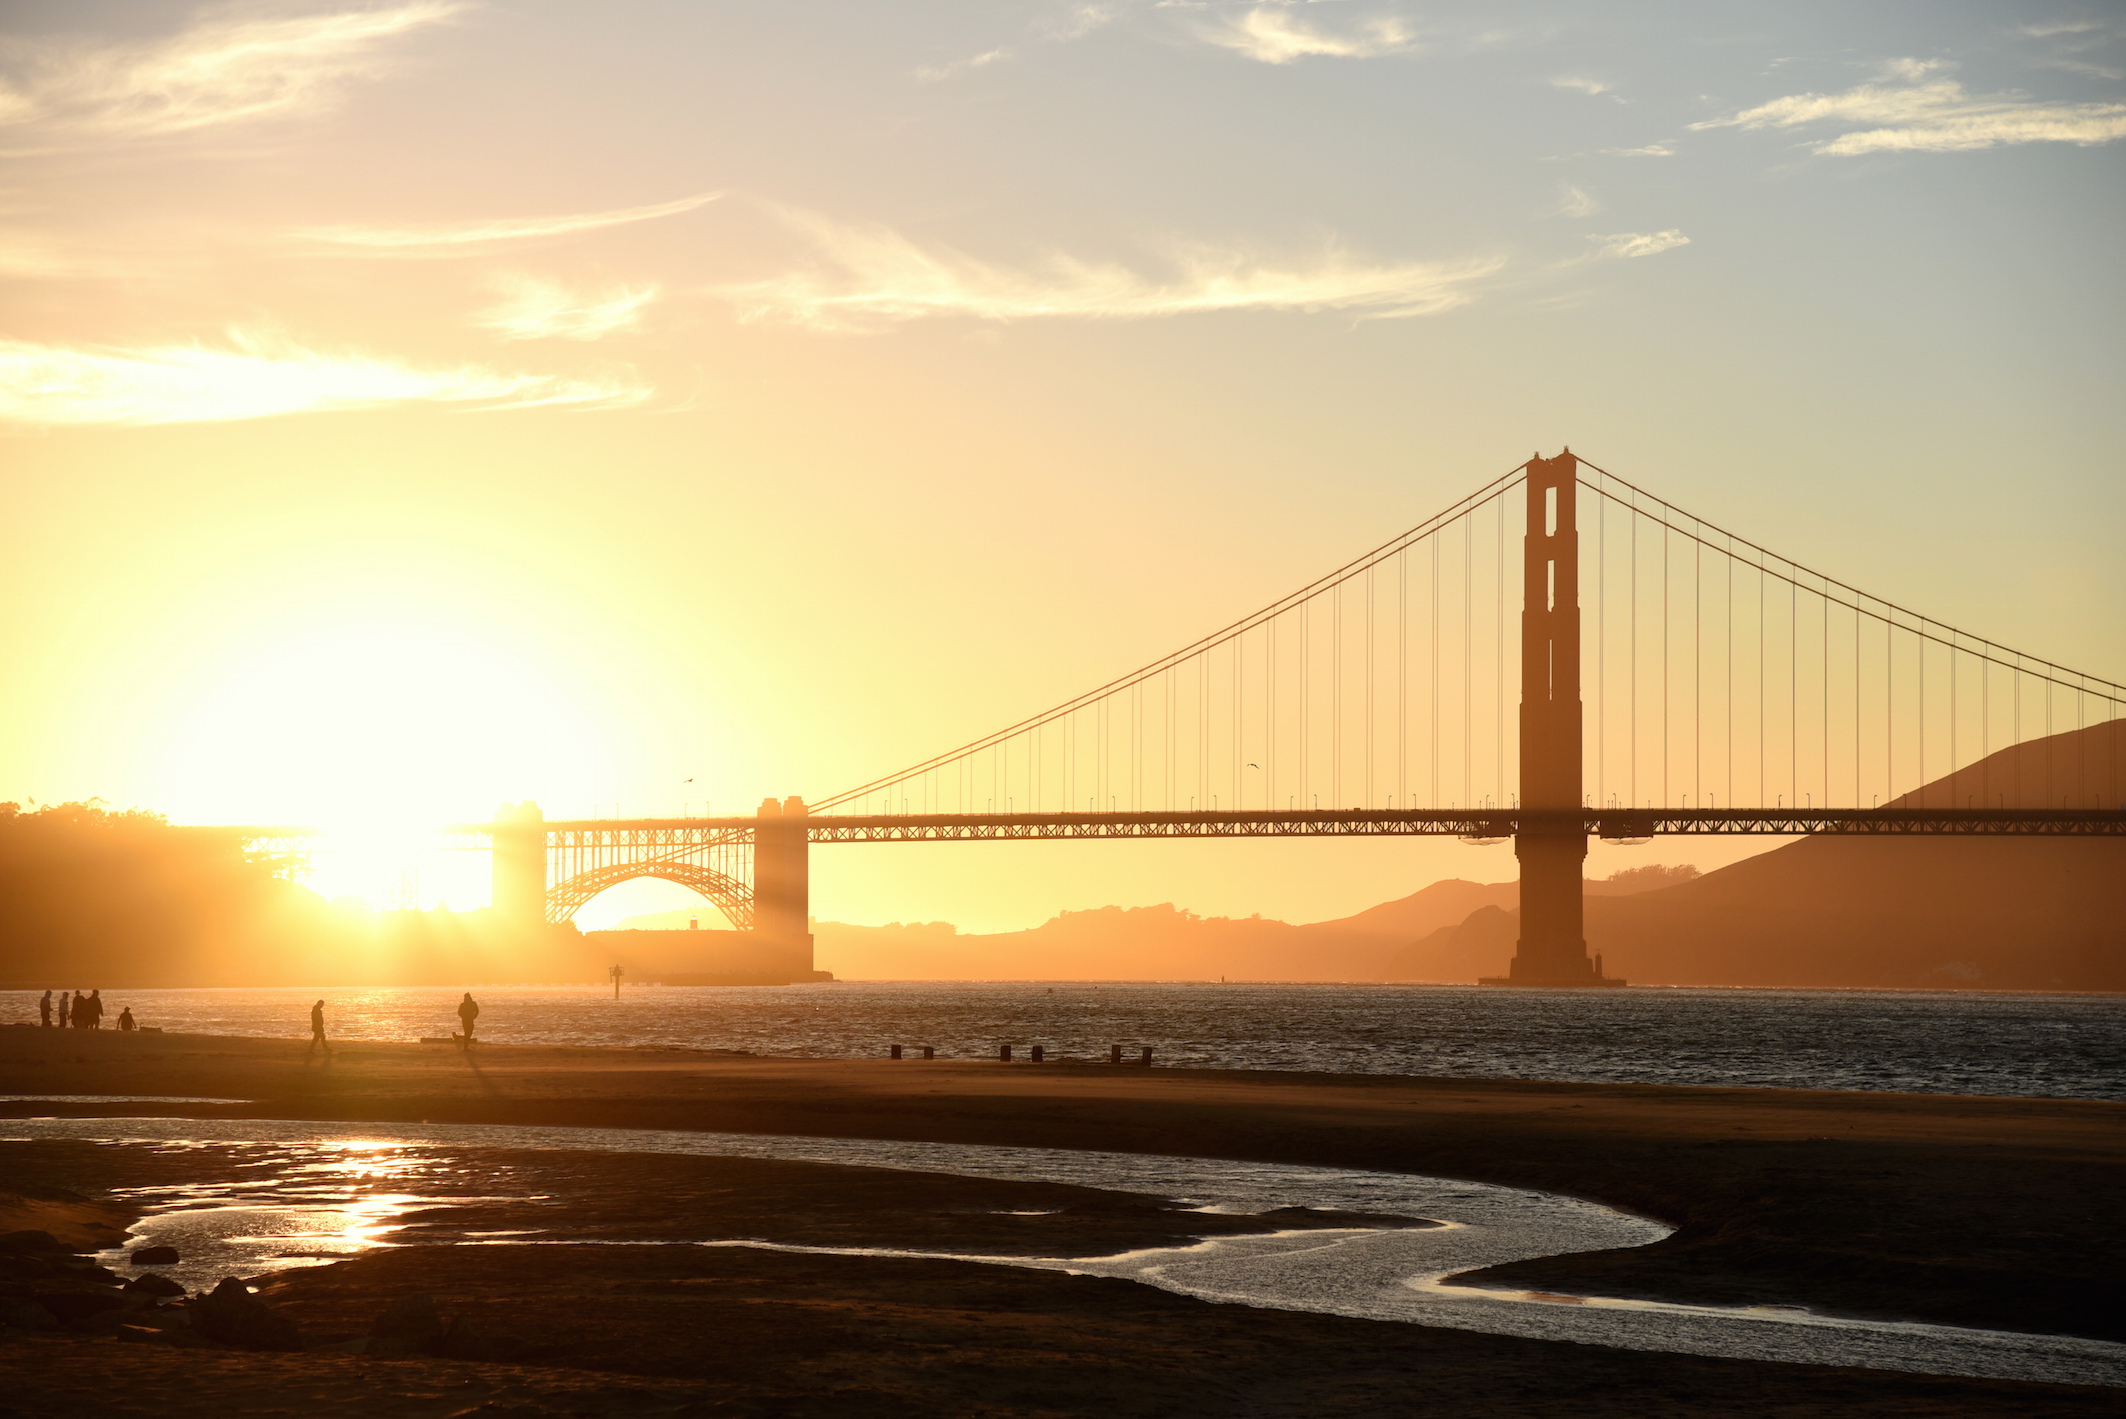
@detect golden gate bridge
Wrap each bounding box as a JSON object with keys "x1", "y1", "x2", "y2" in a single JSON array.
[{"x1": 232, "y1": 450, "x2": 2126, "y2": 986}]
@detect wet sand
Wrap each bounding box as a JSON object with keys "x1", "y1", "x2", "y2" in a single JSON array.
[{"x1": 3, "y1": 1025, "x2": 2122, "y2": 1415}]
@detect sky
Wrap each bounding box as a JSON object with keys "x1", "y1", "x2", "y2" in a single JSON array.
[{"x1": 3, "y1": 1, "x2": 2122, "y2": 929}]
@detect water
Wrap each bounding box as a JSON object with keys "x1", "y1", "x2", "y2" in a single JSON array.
[
  {"x1": 18, "y1": 982, "x2": 2122, "y2": 1099},
  {"x1": 11, "y1": 1116, "x2": 2123, "y2": 1388}
]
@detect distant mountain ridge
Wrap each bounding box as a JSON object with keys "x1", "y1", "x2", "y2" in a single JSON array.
[
  {"x1": 800, "y1": 864, "x2": 1697, "y2": 982},
  {"x1": 1385, "y1": 724, "x2": 2125, "y2": 991},
  {"x1": 798, "y1": 725, "x2": 2122, "y2": 990}
]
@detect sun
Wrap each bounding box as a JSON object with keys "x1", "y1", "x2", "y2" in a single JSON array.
[{"x1": 141, "y1": 602, "x2": 614, "y2": 907}]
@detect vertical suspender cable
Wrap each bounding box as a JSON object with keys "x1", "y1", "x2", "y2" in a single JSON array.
[
  {"x1": 1599, "y1": 484, "x2": 1606, "y2": 804},
  {"x1": 2013, "y1": 655, "x2": 2022, "y2": 805},
  {"x1": 1367, "y1": 564, "x2": 1376, "y2": 808},
  {"x1": 1464, "y1": 513, "x2": 1473, "y2": 811},
  {"x1": 1332, "y1": 582, "x2": 1343, "y2": 807},
  {"x1": 1266, "y1": 618, "x2": 1276, "y2": 812}
]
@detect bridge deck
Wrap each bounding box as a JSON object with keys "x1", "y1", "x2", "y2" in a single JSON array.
[{"x1": 449, "y1": 807, "x2": 2126, "y2": 842}]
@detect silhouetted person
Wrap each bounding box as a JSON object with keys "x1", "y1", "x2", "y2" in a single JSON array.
[
  {"x1": 84, "y1": 990, "x2": 104, "y2": 1030},
  {"x1": 308, "y1": 1000, "x2": 329, "y2": 1055},
  {"x1": 38, "y1": 990, "x2": 51, "y2": 1027},
  {"x1": 117, "y1": 1006, "x2": 135, "y2": 1032},
  {"x1": 58, "y1": 991, "x2": 71, "y2": 1029},
  {"x1": 456, "y1": 992, "x2": 480, "y2": 1046}
]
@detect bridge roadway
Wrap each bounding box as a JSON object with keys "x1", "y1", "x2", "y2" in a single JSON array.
[{"x1": 508, "y1": 806, "x2": 2126, "y2": 845}]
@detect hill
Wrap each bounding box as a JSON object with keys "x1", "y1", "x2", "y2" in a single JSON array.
[
  {"x1": 812, "y1": 869, "x2": 1697, "y2": 982},
  {"x1": 1384, "y1": 723, "x2": 2126, "y2": 990}
]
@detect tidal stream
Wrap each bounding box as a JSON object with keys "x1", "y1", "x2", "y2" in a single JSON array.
[{"x1": 7, "y1": 1113, "x2": 2122, "y2": 1389}]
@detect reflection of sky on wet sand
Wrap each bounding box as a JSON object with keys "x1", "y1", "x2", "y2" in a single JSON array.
[
  {"x1": 40, "y1": 1119, "x2": 2126, "y2": 1390},
  {"x1": 93, "y1": 1140, "x2": 497, "y2": 1295}
]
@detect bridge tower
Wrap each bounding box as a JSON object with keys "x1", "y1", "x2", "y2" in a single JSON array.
[
  {"x1": 1492, "y1": 450, "x2": 1622, "y2": 987},
  {"x1": 753, "y1": 796, "x2": 816, "y2": 977},
  {"x1": 491, "y1": 801, "x2": 548, "y2": 927}
]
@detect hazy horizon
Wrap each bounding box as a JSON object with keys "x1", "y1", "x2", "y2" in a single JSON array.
[{"x1": 5, "y1": 1, "x2": 2121, "y2": 932}]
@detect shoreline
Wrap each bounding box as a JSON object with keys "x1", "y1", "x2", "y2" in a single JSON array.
[
  {"x1": 5, "y1": 1025, "x2": 2120, "y2": 1341},
  {"x1": 6, "y1": 1028, "x2": 2123, "y2": 1415},
  {"x1": 11, "y1": 978, "x2": 2123, "y2": 993}
]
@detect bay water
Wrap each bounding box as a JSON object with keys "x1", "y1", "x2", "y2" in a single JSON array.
[{"x1": 17, "y1": 982, "x2": 2120, "y2": 1101}]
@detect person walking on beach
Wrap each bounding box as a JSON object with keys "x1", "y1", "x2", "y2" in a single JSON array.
[
  {"x1": 308, "y1": 999, "x2": 330, "y2": 1055},
  {"x1": 117, "y1": 1006, "x2": 135, "y2": 1032},
  {"x1": 84, "y1": 990, "x2": 104, "y2": 1030},
  {"x1": 456, "y1": 992, "x2": 480, "y2": 1047},
  {"x1": 38, "y1": 990, "x2": 51, "y2": 1027},
  {"x1": 59, "y1": 990, "x2": 73, "y2": 1029}
]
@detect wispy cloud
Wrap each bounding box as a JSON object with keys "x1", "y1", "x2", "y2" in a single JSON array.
[
  {"x1": 913, "y1": 4, "x2": 1118, "y2": 83},
  {"x1": 1559, "y1": 185, "x2": 1599, "y2": 218},
  {"x1": 1201, "y1": 7, "x2": 1418, "y2": 64},
  {"x1": 914, "y1": 47, "x2": 1012, "y2": 84},
  {"x1": 294, "y1": 192, "x2": 721, "y2": 254},
  {"x1": 1552, "y1": 76, "x2": 1612, "y2": 97},
  {"x1": 1041, "y1": 4, "x2": 1118, "y2": 43},
  {"x1": 1693, "y1": 60, "x2": 2126, "y2": 155},
  {"x1": 2021, "y1": 19, "x2": 2124, "y2": 80},
  {"x1": 1591, "y1": 230, "x2": 1688, "y2": 259},
  {"x1": 0, "y1": 3, "x2": 460, "y2": 140},
  {"x1": 0, "y1": 333, "x2": 648, "y2": 426},
  {"x1": 478, "y1": 277, "x2": 658, "y2": 341},
  {"x1": 711, "y1": 208, "x2": 1499, "y2": 331},
  {"x1": 1602, "y1": 143, "x2": 1674, "y2": 157}
]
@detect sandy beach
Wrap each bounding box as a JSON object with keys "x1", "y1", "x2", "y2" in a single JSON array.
[{"x1": 3, "y1": 1025, "x2": 2121, "y2": 1416}]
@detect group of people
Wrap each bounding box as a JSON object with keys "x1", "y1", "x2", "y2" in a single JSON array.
[
  {"x1": 307, "y1": 991, "x2": 480, "y2": 1053},
  {"x1": 39, "y1": 989, "x2": 135, "y2": 1031}
]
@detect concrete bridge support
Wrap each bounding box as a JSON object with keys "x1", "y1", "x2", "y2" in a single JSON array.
[
  {"x1": 491, "y1": 801, "x2": 549, "y2": 927},
  {"x1": 753, "y1": 796, "x2": 816, "y2": 978},
  {"x1": 1488, "y1": 449, "x2": 1622, "y2": 987}
]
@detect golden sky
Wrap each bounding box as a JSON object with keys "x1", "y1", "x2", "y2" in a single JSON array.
[{"x1": 3, "y1": 2, "x2": 2121, "y2": 928}]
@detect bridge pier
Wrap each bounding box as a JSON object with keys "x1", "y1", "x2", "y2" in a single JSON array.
[
  {"x1": 753, "y1": 796, "x2": 817, "y2": 979},
  {"x1": 1485, "y1": 449, "x2": 1623, "y2": 988},
  {"x1": 491, "y1": 801, "x2": 548, "y2": 927}
]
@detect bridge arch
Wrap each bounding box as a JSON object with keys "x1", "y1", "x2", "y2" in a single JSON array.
[{"x1": 547, "y1": 863, "x2": 756, "y2": 930}]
